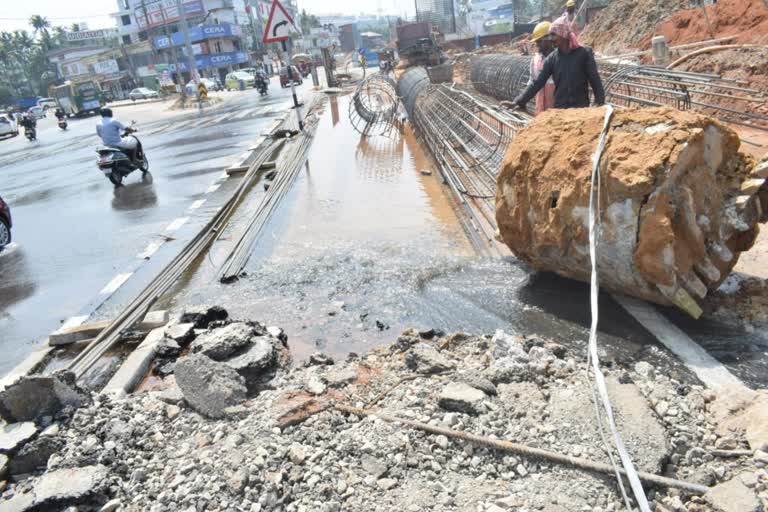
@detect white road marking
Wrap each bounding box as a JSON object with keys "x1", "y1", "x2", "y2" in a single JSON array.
[
  {"x1": 615, "y1": 295, "x2": 747, "y2": 394},
  {"x1": 205, "y1": 183, "x2": 221, "y2": 194},
  {"x1": 99, "y1": 272, "x2": 133, "y2": 295},
  {"x1": 165, "y1": 217, "x2": 189, "y2": 232},
  {"x1": 55, "y1": 315, "x2": 89, "y2": 333},
  {"x1": 188, "y1": 199, "x2": 207, "y2": 210},
  {"x1": 216, "y1": 171, "x2": 229, "y2": 182},
  {"x1": 137, "y1": 240, "x2": 164, "y2": 259}
]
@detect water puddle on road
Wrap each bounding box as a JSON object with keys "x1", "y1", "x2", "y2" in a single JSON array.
[
  {"x1": 169, "y1": 94, "x2": 693, "y2": 381},
  {"x1": 168, "y1": 94, "x2": 764, "y2": 388}
]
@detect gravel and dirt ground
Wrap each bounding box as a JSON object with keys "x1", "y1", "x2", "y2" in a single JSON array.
[{"x1": 0, "y1": 310, "x2": 766, "y2": 511}]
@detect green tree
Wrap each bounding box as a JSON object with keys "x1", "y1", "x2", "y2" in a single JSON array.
[
  {"x1": 29, "y1": 15, "x2": 51, "y2": 36},
  {"x1": 299, "y1": 9, "x2": 321, "y2": 35}
]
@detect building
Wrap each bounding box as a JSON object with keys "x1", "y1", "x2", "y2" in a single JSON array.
[
  {"x1": 292, "y1": 26, "x2": 340, "y2": 59},
  {"x1": 338, "y1": 23, "x2": 361, "y2": 52},
  {"x1": 46, "y1": 28, "x2": 143, "y2": 100},
  {"x1": 110, "y1": 0, "x2": 259, "y2": 83}
]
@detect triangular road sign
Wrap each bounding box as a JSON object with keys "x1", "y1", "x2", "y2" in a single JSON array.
[{"x1": 263, "y1": 0, "x2": 299, "y2": 43}]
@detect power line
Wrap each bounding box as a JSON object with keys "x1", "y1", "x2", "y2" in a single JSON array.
[{"x1": 0, "y1": 14, "x2": 113, "y2": 21}]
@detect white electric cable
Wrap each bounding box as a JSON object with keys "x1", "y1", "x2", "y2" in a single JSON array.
[{"x1": 587, "y1": 105, "x2": 651, "y2": 512}]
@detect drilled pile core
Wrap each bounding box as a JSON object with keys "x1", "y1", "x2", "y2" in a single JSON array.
[{"x1": 495, "y1": 106, "x2": 766, "y2": 315}]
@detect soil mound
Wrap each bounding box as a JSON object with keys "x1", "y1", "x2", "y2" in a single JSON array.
[
  {"x1": 641, "y1": 0, "x2": 768, "y2": 47},
  {"x1": 580, "y1": 0, "x2": 693, "y2": 53}
]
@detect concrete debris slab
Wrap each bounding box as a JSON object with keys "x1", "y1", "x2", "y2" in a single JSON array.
[
  {"x1": 191, "y1": 322, "x2": 259, "y2": 361},
  {"x1": 438, "y1": 382, "x2": 486, "y2": 415},
  {"x1": 0, "y1": 371, "x2": 89, "y2": 423},
  {"x1": 48, "y1": 319, "x2": 110, "y2": 346},
  {"x1": 164, "y1": 323, "x2": 196, "y2": 346},
  {"x1": 0, "y1": 422, "x2": 37, "y2": 454},
  {"x1": 0, "y1": 453, "x2": 8, "y2": 479},
  {"x1": 138, "y1": 310, "x2": 169, "y2": 330},
  {"x1": 155, "y1": 337, "x2": 181, "y2": 358},
  {"x1": 224, "y1": 337, "x2": 276, "y2": 378},
  {"x1": 0, "y1": 465, "x2": 109, "y2": 511},
  {"x1": 404, "y1": 343, "x2": 455, "y2": 374},
  {"x1": 179, "y1": 305, "x2": 229, "y2": 328},
  {"x1": 460, "y1": 373, "x2": 497, "y2": 396},
  {"x1": 705, "y1": 476, "x2": 762, "y2": 512},
  {"x1": 9, "y1": 436, "x2": 65, "y2": 476},
  {"x1": 175, "y1": 353, "x2": 247, "y2": 418}
]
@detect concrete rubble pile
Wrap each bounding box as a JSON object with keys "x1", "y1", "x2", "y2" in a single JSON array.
[
  {"x1": 495, "y1": 106, "x2": 767, "y2": 316},
  {"x1": 0, "y1": 315, "x2": 766, "y2": 511}
]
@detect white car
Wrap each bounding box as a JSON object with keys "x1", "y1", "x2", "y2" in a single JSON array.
[
  {"x1": 185, "y1": 78, "x2": 222, "y2": 95},
  {"x1": 37, "y1": 97, "x2": 57, "y2": 110},
  {"x1": 129, "y1": 88, "x2": 160, "y2": 101},
  {"x1": 28, "y1": 106, "x2": 46, "y2": 119},
  {"x1": 0, "y1": 114, "x2": 18, "y2": 138}
]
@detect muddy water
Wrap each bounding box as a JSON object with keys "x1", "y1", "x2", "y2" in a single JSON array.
[{"x1": 170, "y1": 94, "x2": 702, "y2": 384}]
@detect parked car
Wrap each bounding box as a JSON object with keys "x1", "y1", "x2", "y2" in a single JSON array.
[
  {"x1": 0, "y1": 114, "x2": 18, "y2": 138},
  {"x1": 29, "y1": 106, "x2": 46, "y2": 119},
  {"x1": 129, "y1": 88, "x2": 160, "y2": 101},
  {"x1": 225, "y1": 71, "x2": 255, "y2": 90},
  {"x1": 0, "y1": 194, "x2": 12, "y2": 250},
  {"x1": 37, "y1": 97, "x2": 57, "y2": 110},
  {"x1": 185, "y1": 77, "x2": 223, "y2": 95},
  {"x1": 279, "y1": 66, "x2": 303, "y2": 88},
  {"x1": 239, "y1": 67, "x2": 259, "y2": 77}
]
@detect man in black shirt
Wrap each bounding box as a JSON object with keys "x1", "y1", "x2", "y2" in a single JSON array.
[{"x1": 514, "y1": 15, "x2": 605, "y2": 110}]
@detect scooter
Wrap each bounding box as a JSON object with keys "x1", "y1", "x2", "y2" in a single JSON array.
[
  {"x1": 57, "y1": 118, "x2": 68, "y2": 130},
  {"x1": 24, "y1": 126, "x2": 36, "y2": 141},
  {"x1": 257, "y1": 79, "x2": 268, "y2": 96},
  {"x1": 95, "y1": 123, "x2": 149, "y2": 187}
]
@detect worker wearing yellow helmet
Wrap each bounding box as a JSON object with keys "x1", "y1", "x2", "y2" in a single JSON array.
[
  {"x1": 564, "y1": 0, "x2": 579, "y2": 35},
  {"x1": 528, "y1": 22, "x2": 556, "y2": 115}
]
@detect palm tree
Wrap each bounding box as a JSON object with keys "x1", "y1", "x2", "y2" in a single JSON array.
[{"x1": 29, "y1": 15, "x2": 51, "y2": 36}]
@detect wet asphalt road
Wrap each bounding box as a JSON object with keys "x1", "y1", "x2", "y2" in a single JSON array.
[{"x1": 0, "y1": 77, "x2": 309, "y2": 375}]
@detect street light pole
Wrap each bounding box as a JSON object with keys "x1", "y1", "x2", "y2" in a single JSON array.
[{"x1": 177, "y1": 0, "x2": 199, "y2": 87}]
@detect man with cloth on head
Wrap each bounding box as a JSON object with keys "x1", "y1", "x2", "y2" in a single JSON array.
[{"x1": 512, "y1": 16, "x2": 605, "y2": 110}]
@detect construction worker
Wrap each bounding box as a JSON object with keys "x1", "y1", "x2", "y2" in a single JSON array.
[
  {"x1": 564, "y1": 0, "x2": 579, "y2": 35},
  {"x1": 512, "y1": 16, "x2": 605, "y2": 110},
  {"x1": 528, "y1": 21, "x2": 556, "y2": 115}
]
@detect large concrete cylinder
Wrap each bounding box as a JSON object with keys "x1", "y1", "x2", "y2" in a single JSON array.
[{"x1": 495, "y1": 107, "x2": 765, "y2": 315}]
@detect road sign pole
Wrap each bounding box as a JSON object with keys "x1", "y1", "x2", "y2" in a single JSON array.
[{"x1": 283, "y1": 40, "x2": 303, "y2": 131}]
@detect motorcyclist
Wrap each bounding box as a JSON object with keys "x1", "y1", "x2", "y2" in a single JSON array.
[
  {"x1": 96, "y1": 108, "x2": 138, "y2": 162},
  {"x1": 255, "y1": 69, "x2": 269, "y2": 91},
  {"x1": 19, "y1": 112, "x2": 36, "y2": 133},
  {"x1": 54, "y1": 107, "x2": 66, "y2": 121}
]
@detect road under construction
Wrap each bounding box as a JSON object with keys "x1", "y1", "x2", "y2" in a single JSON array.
[{"x1": 2, "y1": 7, "x2": 768, "y2": 510}]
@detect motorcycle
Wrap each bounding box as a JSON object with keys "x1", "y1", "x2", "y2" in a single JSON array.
[
  {"x1": 24, "y1": 126, "x2": 36, "y2": 141},
  {"x1": 57, "y1": 118, "x2": 68, "y2": 130},
  {"x1": 95, "y1": 123, "x2": 149, "y2": 187},
  {"x1": 257, "y1": 79, "x2": 268, "y2": 96}
]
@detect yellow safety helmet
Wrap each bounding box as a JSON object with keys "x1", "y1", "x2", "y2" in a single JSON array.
[
  {"x1": 531, "y1": 21, "x2": 552, "y2": 42},
  {"x1": 566, "y1": 0, "x2": 576, "y2": 7}
]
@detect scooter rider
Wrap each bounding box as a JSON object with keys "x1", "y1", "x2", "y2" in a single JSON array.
[
  {"x1": 54, "y1": 107, "x2": 66, "y2": 121},
  {"x1": 19, "y1": 112, "x2": 36, "y2": 136},
  {"x1": 96, "y1": 108, "x2": 138, "y2": 161}
]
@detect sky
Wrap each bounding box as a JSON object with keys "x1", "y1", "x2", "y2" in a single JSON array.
[{"x1": 0, "y1": 0, "x2": 414, "y2": 33}]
